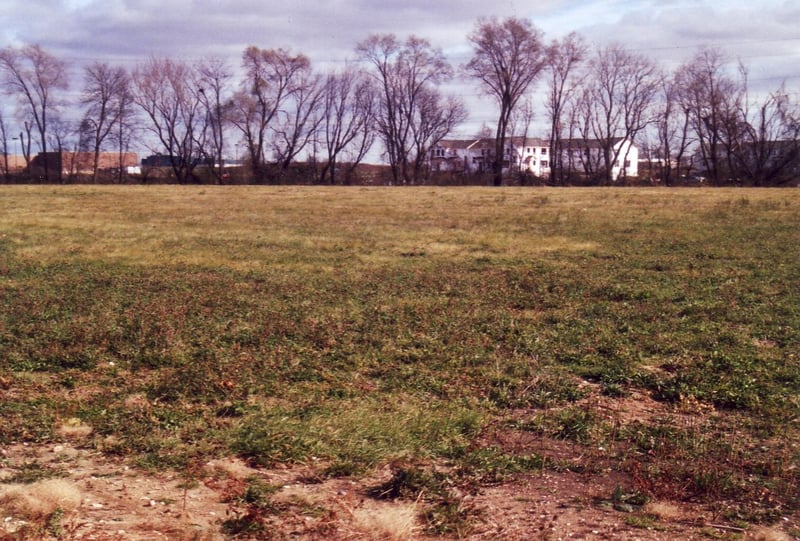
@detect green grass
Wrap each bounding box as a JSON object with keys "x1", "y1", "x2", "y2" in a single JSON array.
[{"x1": 0, "y1": 186, "x2": 798, "y2": 522}]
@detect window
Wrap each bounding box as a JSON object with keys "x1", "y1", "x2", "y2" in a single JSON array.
[
  {"x1": 624, "y1": 160, "x2": 631, "y2": 168},
  {"x1": 541, "y1": 160, "x2": 549, "y2": 168},
  {"x1": 526, "y1": 147, "x2": 532, "y2": 154},
  {"x1": 541, "y1": 147, "x2": 547, "y2": 155}
]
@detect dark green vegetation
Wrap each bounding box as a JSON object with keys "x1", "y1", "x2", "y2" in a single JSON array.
[{"x1": 1, "y1": 186, "x2": 798, "y2": 531}]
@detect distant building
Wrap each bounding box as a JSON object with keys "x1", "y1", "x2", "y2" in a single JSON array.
[
  {"x1": 431, "y1": 136, "x2": 638, "y2": 180},
  {"x1": 141, "y1": 154, "x2": 178, "y2": 167},
  {"x1": 559, "y1": 138, "x2": 639, "y2": 181},
  {"x1": 141, "y1": 154, "x2": 216, "y2": 168},
  {"x1": 3, "y1": 154, "x2": 26, "y2": 171},
  {"x1": 29, "y1": 151, "x2": 139, "y2": 176}
]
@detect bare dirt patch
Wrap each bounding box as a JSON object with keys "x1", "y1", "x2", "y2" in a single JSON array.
[
  {"x1": 1, "y1": 380, "x2": 797, "y2": 540},
  {"x1": 2, "y1": 436, "x2": 797, "y2": 540}
]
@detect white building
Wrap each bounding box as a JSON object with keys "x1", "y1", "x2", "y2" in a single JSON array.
[{"x1": 431, "y1": 136, "x2": 638, "y2": 181}]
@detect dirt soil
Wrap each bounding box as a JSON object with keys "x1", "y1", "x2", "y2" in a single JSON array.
[{"x1": 1, "y1": 392, "x2": 797, "y2": 540}]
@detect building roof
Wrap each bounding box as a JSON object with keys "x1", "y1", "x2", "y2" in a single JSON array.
[
  {"x1": 436, "y1": 136, "x2": 634, "y2": 152},
  {"x1": 436, "y1": 139, "x2": 481, "y2": 150},
  {"x1": 504, "y1": 136, "x2": 550, "y2": 147},
  {"x1": 559, "y1": 137, "x2": 627, "y2": 149},
  {"x1": 437, "y1": 136, "x2": 560, "y2": 149}
]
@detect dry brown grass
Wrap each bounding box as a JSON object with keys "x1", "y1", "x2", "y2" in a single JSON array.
[
  {"x1": 642, "y1": 501, "x2": 685, "y2": 522},
  {"x1": 3, "y1": 185, "x2": 791, "y2": 269},
  {"x1": 1, "y1": 185, "x2": 798, "y2": 538},
  {"x1": 746, "y1": 526, "x2": 794, "y2": 541},
  {"x1": 0, "y1": 479, "x2": 82, "y2": 519},
  {"x1": 55, "y1": 417, "x2": 93, "y2": 440},
  {"x1": 349, "y1": 501, "x2": 419, "y2": 540}
]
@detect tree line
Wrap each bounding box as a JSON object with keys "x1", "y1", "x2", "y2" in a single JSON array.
[{"x1": 1, "y1": 17, "x2": 798, "y2": 186}]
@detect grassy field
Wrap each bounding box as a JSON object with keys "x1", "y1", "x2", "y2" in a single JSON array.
[{"x1": 0, "y1": 186, "x2": 798, "y2": 535}]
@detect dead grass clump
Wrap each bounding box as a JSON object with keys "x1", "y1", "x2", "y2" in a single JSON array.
[
  {"x1": 123, "y1": 392, "x2": 151, "y2": 410},
  {"x1": 350, "y1": 502, "x2": 418, "y2": 541},
  {"x1": 207, "y1": 457, "x2": 258, "y2": 480},
  {"x1": 642, "y1": 501, "x2": 685, "y2": 521},
  {"x1": 746, "y1": 526, "x2": 793, "y2": 541},
  {"x1": 56, "y1": 418, "x2": 93, "y2": 440},
  {"x1": 0, "y1": 479, "x2": 82, "y2": 519}
]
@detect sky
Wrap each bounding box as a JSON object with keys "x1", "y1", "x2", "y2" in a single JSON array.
[{"x1": 2, "y1": 0, "x2": 799, "y2": 143}]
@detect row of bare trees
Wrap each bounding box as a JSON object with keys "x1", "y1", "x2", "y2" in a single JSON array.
[
  {"x1": 654, "y1": 48, "x2": 800, "y2": 186},
  {"x1": 468, "y1": 17, "x2": 800, "y2": 186},
  {"x1": 1, "y1": 19, "x2": 799, "y2": 185},
  {"x1": 0, "y1": 37, "x2": 464, "y2": 185}
]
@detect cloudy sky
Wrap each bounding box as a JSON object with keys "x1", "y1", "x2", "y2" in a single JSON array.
[{"x1": 2, "y1": 0, "x2": 799, "y2": 138}]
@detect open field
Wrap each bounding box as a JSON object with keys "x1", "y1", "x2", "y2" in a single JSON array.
[{"x1": 0, "y1": 186, "x2": 798, "y2": 539}]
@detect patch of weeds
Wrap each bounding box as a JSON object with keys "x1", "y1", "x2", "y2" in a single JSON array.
[
  {"x1": 282, "y1": 494, "x2": 329, "y2": 518},
  {"x1": 611, "y1": 485, "x2": 649, "y2": 509},
  {"x1": 46, "y1": 507, "x2": 65, "y2": 537},
  {"x1": 367, "y1": 462, "x2": 478, "y2": 536},
  {"x1": 220, "y1": 476, "x2": 281, "y2": 537},
  {"x1": 233, "y1": 413, "x2": 314, "y2": 467},
  {"x1": 215, "y1": 401, "x2": 250, "y2": 418},
  {"x1": 457, "y1": 446, "x2": 547, "y2": 484},
  {"x1": 575, "y1": 358, "x2": 636, "y2": 396},
  {"x1": 3, "y1": 461, "x2": 65, "y2": 484},
  {"x1": 320, "y1": 459, "x2": 365, "y2": 479},
  {"x1": 602, "y1": 382, "x2": 629, "y2": 397},
  {"x1": 649, "y1": 372, "x2": 700, "y2": 404},
  {"x1": 423, "y1": 495, "x2": 477, "y2": 537},
  {"x1": 368, "y1": 462, "x2": 448, "y2": 501},
  {"x1": 619, "y1": 419, "x2": 682, "y2": 454},
  {"x1": 632, "y1": 459, "x2": 750, "y2": 506},
  {"x1": 56, "y1": 373, "x2": 77, "y2": 389},
  {"x1": 717, "y1": 509, "x2": 764, "y2": 528},
  {"x1": 624, "y1": 513, "x2": 664, "y2": 530},
  {"x1": 0, "y1": 398, "x2": 58, "y2": 443},
  {"x1": 220, "y1": 514, "x2": 265, "y2": 537},
  {"x1": 239, "y1": 477, "x2": 279, "y2": 508},
  {"x1": 488, "y1": 372, "x2": 586, "y2": 409},
  {"x1": 519, "y1": 407, "x2": 599, "y2": 444}
]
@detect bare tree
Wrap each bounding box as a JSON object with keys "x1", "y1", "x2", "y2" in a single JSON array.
[
  {"x1": 572, "y1": 86, "x2": 604, "y2": 180},
  {"x1": 48, "y1": 115, "x2": 76, "y2": 181},
  {"x1": 114, "y1": 74, "x2": 136, "y2": 183},
  {"x1": 0, "y1": 110, "x2": 9, "y2": 180},
  {"x1": 731, "y1": 85, "x2": 800, "y2": 185},
  {"x1": 412, "y1": 88, "x2": 467, "y2": 182},
  {"x1": 506, "y1": 97, "x2": 535, "y2": 179},
  {"x1": 272, "y1": 70, "x2": 324, "y2": 173},
  {"x1": 132, "y1": 57, "x2": 204, "y2": 183},
  {"x1": 561, "y1": 94, "x2": 585, "y2": 182},
  {"x1": 545, "y1": 32, "x2": 587, "y2": 185},
  {"x1": 582, "y1": 44, "x2": 659, "y2": 184},
  {"x1": 20, "y1": 122, "x2": 33, "y2": 170},
  {"x1": 357, "y1": 34, "x2": 463, "y2": 185},
  {"x1": 675, "y1": 48, "x2": 744, "y2": 185},
  {"x1": 465, "y1": 17, "x2": 548, "y2": 186},
  {"x1": 651, "y1": 74, "x2": 693, "y2": 185},
  {"x1": 81, "y1": 62, "x2": 130, "y2": 182},
  {"x1": 0, "y1": 44, "x2": 68, "y2": 182},
  {"x1": 197, "y1": 57, "x2": 232, "y2": 183},
  {"x1": 318, "y1": 67, "x2": 376, "y2": 184},
  {"x1": 229, "y1": 47, "x2": 310, "y2": 181}
]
